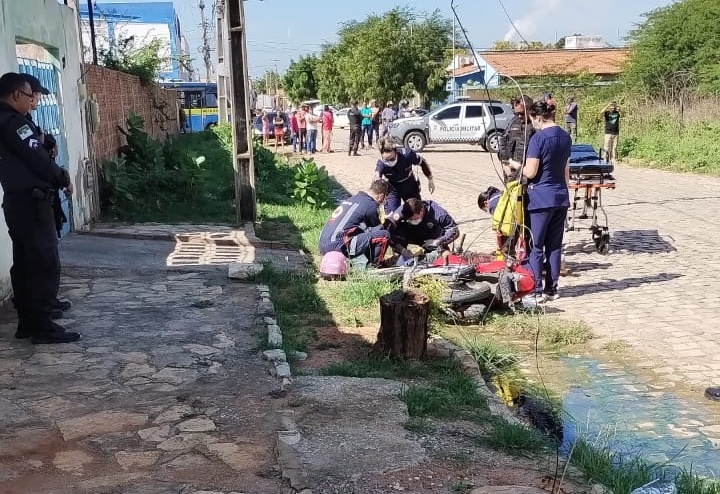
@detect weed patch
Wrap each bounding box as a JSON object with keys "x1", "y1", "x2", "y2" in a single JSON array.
[
  {"x1": 461, "y1": 338, "x2": 519, "y2": 376},
  {"x1": 320, "y1": 355, "x2": 458, "y2": 380},
  {"x1": 475, "y1": 418, "x2": 550, "y2": 455},
  {"x1": 403, "y1": 417, "x2": 435, "y2": 434}
]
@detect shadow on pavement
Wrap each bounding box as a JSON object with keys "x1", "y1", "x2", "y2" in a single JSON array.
[{"x1": 559, "y1": 272, "x2": 684, "y2": 299}]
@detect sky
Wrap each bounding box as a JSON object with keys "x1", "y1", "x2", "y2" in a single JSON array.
[{"x1": 96, "y1": 0, "x2": 676, "y2": 78}]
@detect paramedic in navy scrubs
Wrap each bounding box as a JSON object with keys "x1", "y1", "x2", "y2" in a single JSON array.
[
  {"x1": 519, "y1": 100, "x2": 571, "y2": 302},
  {"x1": 374, "y1": 136, "x2": 435, "y2": 214}
]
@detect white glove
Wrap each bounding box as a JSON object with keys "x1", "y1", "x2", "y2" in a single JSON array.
[{"x1": 427, "y1": 177, "x2": 436, "y2": 194}]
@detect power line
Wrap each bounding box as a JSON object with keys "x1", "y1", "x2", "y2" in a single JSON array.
[{"x1": 496, "y1": 0, "x2": 530, "y2": 47}]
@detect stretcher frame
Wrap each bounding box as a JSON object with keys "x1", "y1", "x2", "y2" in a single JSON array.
[{"x1": 566, "y1": 171, "x2": 616, "y2": 254}]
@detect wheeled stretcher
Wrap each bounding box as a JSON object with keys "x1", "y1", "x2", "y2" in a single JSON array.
[{"x1": 565, "y1": 144, "x2": 616, "y2": 254}]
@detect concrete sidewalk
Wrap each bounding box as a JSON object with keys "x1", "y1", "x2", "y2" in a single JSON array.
[{"x1": 0, "y1": 224, "x2": 306, "y2": 493}]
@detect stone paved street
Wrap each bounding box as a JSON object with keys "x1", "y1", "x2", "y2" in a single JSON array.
[
  {"x1": 315, "y1": 130, "x2": 720, "y2": 389},
  {"x1": 0, "y1": 231, "x2": 290, "y2": 493}
]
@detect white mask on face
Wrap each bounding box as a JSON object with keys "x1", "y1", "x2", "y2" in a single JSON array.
[
  {"x1": 408, "y1": 217, "x2": 422, "y2": 225},
  {"x1": 383, "y1": 158, "x2": 398, "y2": 167}
]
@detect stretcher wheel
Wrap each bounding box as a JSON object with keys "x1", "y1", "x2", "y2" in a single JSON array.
[{"x1": 596, "y1": 233, "x2": 610, "y2": 255}]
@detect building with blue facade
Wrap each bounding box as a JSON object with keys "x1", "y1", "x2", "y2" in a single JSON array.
[{"x1": 79, "y1": 1, "x2": 193, "y2": 81}]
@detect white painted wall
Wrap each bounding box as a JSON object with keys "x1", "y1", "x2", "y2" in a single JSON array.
[{"x1": 0, "y1": 0, "x2": 90, "y2": 298}]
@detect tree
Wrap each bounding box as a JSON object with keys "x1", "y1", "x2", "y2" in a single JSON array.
[
  {"x1": 283, "y1": 55, "x2": 319, "y2": 104},
  {"x1": 315, "y1": 7, "x2": 455, "y2": 106},
  {"x1": 252, "y1": 70, "x2": 282, "y2": 94},
  {"x1": 624, "y1": 0, "x2": 720, "y2": 98}
]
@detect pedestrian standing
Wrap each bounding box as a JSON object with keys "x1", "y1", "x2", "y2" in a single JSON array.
[
  {"x1": 297, "y1": 105, "x2": 307, "y2": 153},
  {"x1": 347, "y1": 101, "x2": 362, "y2": 156},
  {"x1": 381, "y1": 100, "x2": 396, "y2": 137},
  {"x1": 360, "y1": 101, "x2": 372, "y2": 149},
  {"x1": 0, "y1": 72, "x2": 80, "y2": 343},
  {"x1": 261, "y1": 110, "x2": 270, "y2": 146},
  {"x1": 272, "y1": 111, "x2": 285, "y2": 152},
  {"x1": 564, "y1": 97, "x2": 578, "y2": 142},
  {"x1": 321, "y1": 105, "x2": 334, "y2": 153},
  {"x1": 304, "y1": 108, "x2": 321, "y2": 154},
  {"x1": 601, "y1": 102, "x2": 621, "y2": 164},
  {"x1": 370, "y1": 100, "x2": 381, "y2": 144},
  {"x1": 289, "y1": 110, "x2": 299, "y2": 152}
]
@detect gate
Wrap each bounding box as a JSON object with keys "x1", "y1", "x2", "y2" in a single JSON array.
[{"x1": 16, "y1": 58, "x2": 71, "y2": 237}]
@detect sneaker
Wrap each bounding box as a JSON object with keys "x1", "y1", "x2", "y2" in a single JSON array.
[
  {"x1": 520, "y1": 293, "x2": 546, "y2": 309},
  {"x1": 543, "y1": 292, "x2": 560, "y2": 301},
  {"x1": 14, "y1": 322, "x2": 31, "y2": 339}
]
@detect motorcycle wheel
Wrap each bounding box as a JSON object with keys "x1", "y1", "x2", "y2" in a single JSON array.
[{"x1": 442, "y1": 282, "x2": 493, "y2": 304}]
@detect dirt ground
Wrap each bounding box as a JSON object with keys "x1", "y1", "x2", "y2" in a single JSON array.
[{"x1": 293, "y1": 325, "x2": 591, "y2": 494}]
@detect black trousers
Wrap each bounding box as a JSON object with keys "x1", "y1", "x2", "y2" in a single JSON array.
[
  {"x1": 3, "y1": 193, "x2": 59, "y2": 332},
  {"x1": 348, "y1": 126, "x2": 362, "y2": 154}
]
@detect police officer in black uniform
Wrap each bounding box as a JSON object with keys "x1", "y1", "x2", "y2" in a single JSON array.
[
  {"x1": 0, "y1": 72, "x2": 79, "y2": 344},
  {"x1": 374, "y1": 136, "x2": 435, "y2": 214},
  {"x1": 498, "y1": 95, "x2": 535, "y2": 182},
  {"x1": 19, "y1": 74, "x2": 73, "y2": 318},
  {"x1": 346, "y1": 101, "x2": 362, "y2": 156},
  {"x1": 318, "y1": 180, "x2": 390, "y2": 268},
  {"x1": 385, "y1": 197, "x2": 459, "y2": 266}
]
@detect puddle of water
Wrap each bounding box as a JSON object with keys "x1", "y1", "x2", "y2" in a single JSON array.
[{"x1": 559, "y1": 355, "x2": 720, "y2": 477}]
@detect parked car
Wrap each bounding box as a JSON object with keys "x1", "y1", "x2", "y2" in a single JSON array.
[
  {"x1": 386, "y1": 100, "x2": 514, "y2": 152},
  {"x1": 333, "y1": 107, "x2": 351, "y2": 128},
  {"x1": 252, "y1": 111, "x2": 291, "y2": 144}
]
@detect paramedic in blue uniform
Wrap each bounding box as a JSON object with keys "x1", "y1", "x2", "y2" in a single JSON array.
[
  {"x1": 318, "y1": 180, "x2": 390, "y2": 268},
  {"x1": 386, "y1": 197, "x2": 459, "y2": 266},
  {"x1": 0, "y1": 72, "x2": 79, "y2": 344},
  {"x1": 374, "y1": 136, "x2": 435, "y2": 214},
  {"x1": 521, "y1": 100, "x2": 571, "y2": 302}
]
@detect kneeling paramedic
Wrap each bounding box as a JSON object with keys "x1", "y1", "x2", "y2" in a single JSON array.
[
  {"x1": 0, "y1": 72, "x2": 79, "y2": 344},
  {"x1": 318, "y1": 180, "x2": 391, "y2": 269},
  {"x1": 385, "y1": 198, "x2": 460, "y2": 266}
]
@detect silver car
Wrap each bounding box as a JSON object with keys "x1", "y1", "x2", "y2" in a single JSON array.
[{"x1": 387, "y1": 100, "x2": 514, "y2": 152}]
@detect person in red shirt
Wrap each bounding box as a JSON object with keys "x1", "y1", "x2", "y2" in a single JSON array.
[
  {"x1": 296, "y1": 105, "x2": 307, "y2": 153},
  {"x1": 289, "y1": 110, "x2": 299, "y2": 152},
  {"x1": 321, "y1": 105, "x2": 334, "y2": 153}
]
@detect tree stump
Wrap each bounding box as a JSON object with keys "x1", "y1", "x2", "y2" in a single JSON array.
[{"x1": 374, "y1": 289, "x2": 430, "y2": 359}]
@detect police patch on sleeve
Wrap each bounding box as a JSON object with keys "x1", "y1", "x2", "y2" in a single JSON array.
[
  {"x1": 16, "y1": 124, "x2": 33, "y2": 140},
  {"x1": 28, "y1": 138, "x2": 40, "y2": 149}
]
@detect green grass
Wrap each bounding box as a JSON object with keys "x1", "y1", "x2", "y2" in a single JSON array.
[
  {"x1": 482, "y1": 313, "x2": 592, "y2": 347},
  {"x1": 319, "y1": 355, "x2": 459, "y2": 380},
  {"x1": 401, "y1": 373, "x2": 488, "y2": 422},
  {"x1": 677, "y1": 468, "x2": 720, "y2": 494},
  {"x1": 461, "y1": 338, "x2": 520, "y2": 376},
  {"x1": 403, "y1": 417, "x2": 436, "y2": 434},
  {"x1": 474, "y1": 418, "x2": 550, "y2": 455},
  {"x1": 603, "y1": 339, "x2": 631, "y2": 352},
  {"x1": 568, "y1": 437, "x2": 663, "y2": 494}
]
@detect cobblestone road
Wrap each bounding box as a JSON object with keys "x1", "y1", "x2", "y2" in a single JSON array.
[{"x1": 314, "y1": 130, "x2": 720, "y2": 389}]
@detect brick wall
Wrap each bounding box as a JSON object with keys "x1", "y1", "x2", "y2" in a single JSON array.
[{"x1": 83, "y1": 64, "x2": 180, "y2": 163}]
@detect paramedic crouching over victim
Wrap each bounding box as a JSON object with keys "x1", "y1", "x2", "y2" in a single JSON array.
[
  {"x1": 374, "y1": 136, "x2": 435, "y2": 214},
  {"x1": 318, "y1": 180, "x2": 391, "y2": 269},
  {"x1": 385, "y1": 198, "x2": 459, "y2": 266},
  {"x1": 515, "y1": 100, "x2": 571, "y2": 302}
]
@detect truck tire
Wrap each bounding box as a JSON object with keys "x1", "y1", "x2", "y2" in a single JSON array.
[
  {"x1": 484, "y1": 131, "x2": 501, "y2": 153},
  {"x1": 404, "y1": 131, "x2": 427, "y2": 152}
]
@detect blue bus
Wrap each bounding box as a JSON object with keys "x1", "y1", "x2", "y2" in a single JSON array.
[{"x1": 160, "y1": 81, "x2": 220, "y2": 132}]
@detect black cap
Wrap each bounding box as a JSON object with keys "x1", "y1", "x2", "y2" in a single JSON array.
[{"x1": 20, "y1": 73, "x2": 50, "y2": 95}]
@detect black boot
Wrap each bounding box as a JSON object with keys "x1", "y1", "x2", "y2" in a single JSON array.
[
  {"x1": 31, "y1": 322, "x2": 80, "y2": 344},
  {"x1": 51, "y1": 299, "x2": 72, "y2": 311}
]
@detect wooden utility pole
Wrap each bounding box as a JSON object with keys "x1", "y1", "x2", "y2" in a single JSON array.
[
  {"x1": 227, "y1": 0, "x2": 256, "y2": 222},
  {"x1": 198, "y1": 1, "x2": 213, "y2": 82}
]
